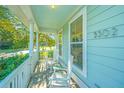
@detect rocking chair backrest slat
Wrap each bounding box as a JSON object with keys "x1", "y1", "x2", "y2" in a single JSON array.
[{"x1": 67, "y1": 55, "x2": 73, "y2": 79}]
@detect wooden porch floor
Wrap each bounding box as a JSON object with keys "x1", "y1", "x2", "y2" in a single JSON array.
[{"x1": 28, "y1": 59, "x2": 79, "y2": 88}]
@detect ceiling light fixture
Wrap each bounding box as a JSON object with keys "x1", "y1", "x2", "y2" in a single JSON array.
[
  {"x1": 51, "y1": 5, "x2": 55, "y2": 9},
  {"x1": 51, "y1": 0, "x2": 55, "y2": 9}
]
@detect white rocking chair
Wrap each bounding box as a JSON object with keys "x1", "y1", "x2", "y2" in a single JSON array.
[{"x1": 48, "y1": 56, "x2": 73, "y2": 88}]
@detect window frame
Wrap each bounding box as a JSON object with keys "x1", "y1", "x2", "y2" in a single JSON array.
[{"x1": 69, "y1": 7, "x2": 87, "y2": 77}]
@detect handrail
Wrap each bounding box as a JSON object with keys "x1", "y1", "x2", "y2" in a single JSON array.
[{"x1": 0, "y1": 52, "x2": 38, "y2": 88}]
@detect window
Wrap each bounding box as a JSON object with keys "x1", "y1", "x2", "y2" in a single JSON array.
[
  {"x1": 69, "y1": 7, "x2": 87, "y2": 77},
  {"x1": 58, "y1": 31, "x2": 63, "y2": 56}
]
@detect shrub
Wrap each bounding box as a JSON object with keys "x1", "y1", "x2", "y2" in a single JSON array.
[
  {"x1": 0, "y1": 53, "x2": 29, "y2": 81},
  {"x1": 48, "y1": 50, "x2": 53, "y2": 58}
]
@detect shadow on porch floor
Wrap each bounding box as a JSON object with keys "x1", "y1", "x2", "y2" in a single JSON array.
[{"x1": 28, "y1": 59, "x2": 79, "y2": 88}]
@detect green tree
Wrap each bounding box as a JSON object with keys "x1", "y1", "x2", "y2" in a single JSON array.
[
  {"x1": 0, "y1": 6, "x2": 29, "y2": 50},
  {"x1": 39, "y1": 33, "x2": 55, "y2": 48}
]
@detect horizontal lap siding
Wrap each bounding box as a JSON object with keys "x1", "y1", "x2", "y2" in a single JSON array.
[
  {"x1": 87, "y1": 6, "x2": 99, "y2": 15},
  {"x1": 87, "y1": 5, "x2": 124, "y2": 87},
  {"x1": 88, "y1": 6, "x2": 124, "y2": 32},
  {"x1": 88, "y1": 38, "x2": 124, "y2": 47},
  {"x1": 88, "y1": 62, "x2": 124, "y2": 88},
  {"x1": 88, "y1": 47, "x2": 124, "y2": 60},
  {"x1": 88, "y1": 54, "x2": 124, "y2": 73}
]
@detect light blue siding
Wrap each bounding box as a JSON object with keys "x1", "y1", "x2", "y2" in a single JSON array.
[
  {"x1": 88, "y1": 47, "x2": 124, "y2": 60},
  {"x1": 88, "y1": 62, "x2": 124, "y2": 88},
  {"x1": 87, "y1": 5, "x2": 124, "y2": 88},
  {"x1": 87, "y1": 5, "x2": 99, "y2": 15},
  {"x1": 88, "y1": 38, "x2": 124, "y2": 47},
  {"x1": 87, "y1": 6, "x2": 114, "y2": 20},
  {"x1": 61, "y1": 5, "x2": 124, "y2": 88}
]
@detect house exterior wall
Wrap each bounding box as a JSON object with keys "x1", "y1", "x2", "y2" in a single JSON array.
[{"x1": 61, "y1": 5, "x2": 124, "y2": 88}]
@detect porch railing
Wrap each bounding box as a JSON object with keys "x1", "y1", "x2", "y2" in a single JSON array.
[{"x1": 0, "y1": 51, "x2": 38, "y2": 88}]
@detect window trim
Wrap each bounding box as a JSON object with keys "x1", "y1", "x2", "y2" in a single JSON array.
[{"x1": 68, "y1": 6, "x2": 87, "y2": 77}]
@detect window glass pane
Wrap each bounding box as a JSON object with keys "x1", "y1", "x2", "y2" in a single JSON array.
[
  {"x1": 76, "y1": 15, "x2": 82, "y2": 42},
  {"x1": 70, "y1": 15, "x2": 82, "y2": 42},
  {"x1": 71, "y1": 44, "x2": 83, "y2": 69},
  {"x1": 59, "y1": 32, "x2": 62, "y2": 44},
  {"x1": 70, "y1": 22, "x2": 76, "y2": 42}
]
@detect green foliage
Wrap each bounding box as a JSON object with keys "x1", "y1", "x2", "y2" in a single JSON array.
[
  {"x1": 39, "y1": 33, "x2": 55, "y2": 59},
  {"x1": 0, "y1": 5, "x2": 29, "y2": 50},
  {"x1": 40, "y1": 50, "x2": 53, "y2": 59},
  {"x1": 40, "y1": 33, "x2": 55, "y2": 47},
  {"x1": 0, "y1": 53, "x2": 29, "y2": 81},
  {"x1": 48, "y1": 50, "x2": 53, "y2": 58},
  {"x1": 40, "y1": 50, "x2": 48, "y2": 59}
]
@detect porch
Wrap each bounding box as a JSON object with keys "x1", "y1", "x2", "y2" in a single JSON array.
[
  {"x1": 0, "y1": 5, "x2": 124, "y2": 88},
  {"x1": 0, "y1": 5, "x2": 84, "y2": 88},
  {"x1": 28, "y1": 59, "x2": 79, "y2": 88}
]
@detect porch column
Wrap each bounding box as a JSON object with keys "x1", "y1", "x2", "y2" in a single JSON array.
[
  {"x1": 36, "y1": 31, "x2": 39, "y2": 61},
  {"x1": 29, "y1": 22, "x2": 34, "y2": 57},
  {"x1": 55, "y1": 32, "x2": 59, "y2": 62},
  {"x1": 29, "y1": 22, "x2": 34, "y2": 74}
]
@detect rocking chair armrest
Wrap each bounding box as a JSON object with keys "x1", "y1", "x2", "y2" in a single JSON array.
[
  {"x1": 53, "y1": 66, "x2": 67, "y2": 72},
  {"x1": 53, "y1": 66, "x2": 66, "y2": 70},
  {"x1": 48, "y1": 77, "x2": 70, "y2": 88},
  {"x1": 49, "y1": 77, "x2": 69, "y2": 81},
  {"x1": 53, "y1": 63, "x2": 61, "y2": 66}
]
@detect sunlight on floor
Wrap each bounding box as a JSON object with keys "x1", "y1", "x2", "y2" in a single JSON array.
[{"x1": 28, "y1": 59, "x2": 79, "y2": 88}]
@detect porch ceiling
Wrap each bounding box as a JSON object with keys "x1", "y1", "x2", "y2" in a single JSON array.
[{"x1": 30, "y1": 5, "x2": 81, "y2": 32}]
